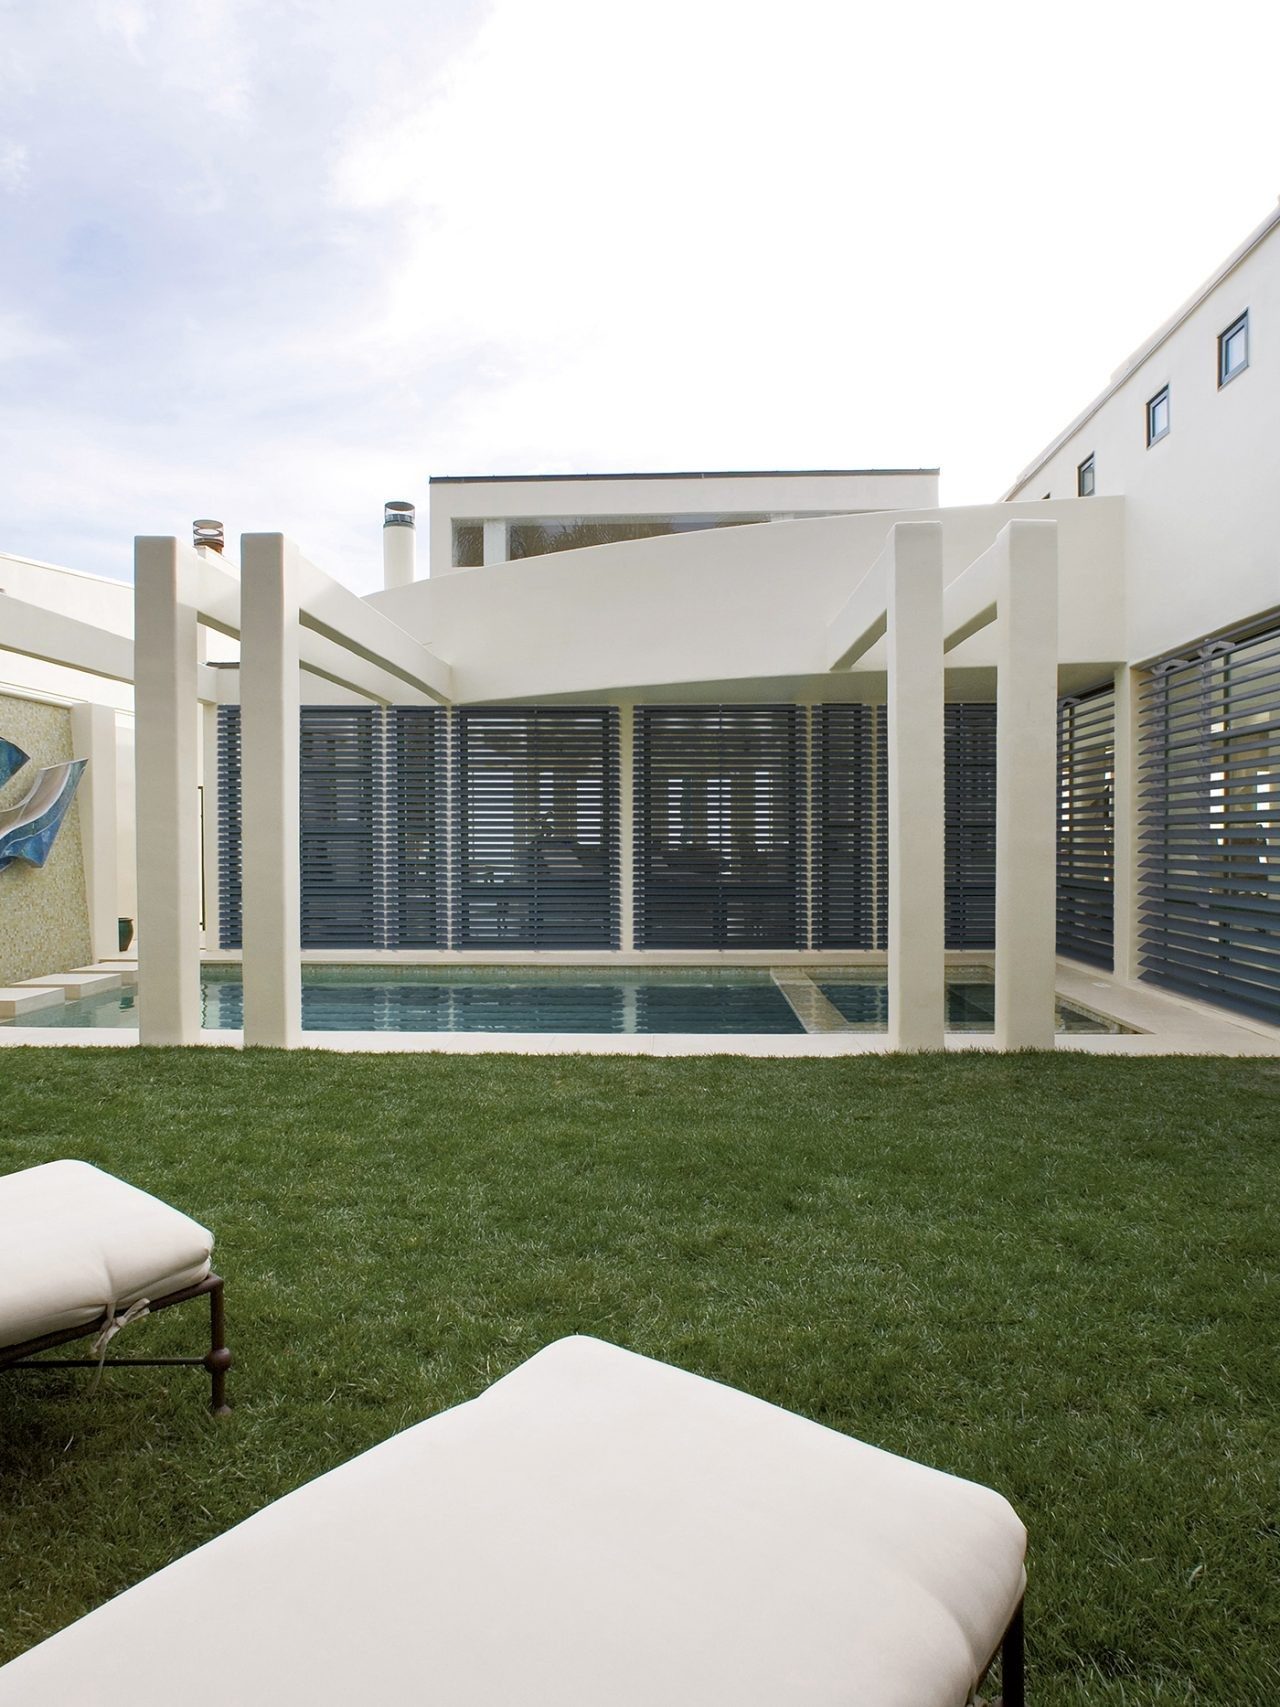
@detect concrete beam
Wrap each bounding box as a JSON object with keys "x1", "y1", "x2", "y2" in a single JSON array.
[
  {"x1": 183, "y1": 544, "x2": 444, "y2": 703},
  {"x1": 134, "y1": 537, "x2": 202, "y2": 1044},
  {"x1": 825, "y1": 548, "x2": 888, "y2": 670},
  {"x1": 293, "y1": 550, "x2": 453, "y2": 703},
  {"x1": 239, "y1": 534, "x2": 302, "y2": 1048},
  {"x1": 886, "y1": 522, "x2": 945, "y2": 1051},
  {"x1": 1, "y1": 592, "x2": 133, "y2": 682},
  {"x1": 994, "y1": 519, "x2": 1059, "y2": 1050}
]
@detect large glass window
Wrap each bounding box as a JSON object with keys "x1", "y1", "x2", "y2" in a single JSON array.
[{"x1": 507, "y1": 514, "x2": 770, "y2": 560}]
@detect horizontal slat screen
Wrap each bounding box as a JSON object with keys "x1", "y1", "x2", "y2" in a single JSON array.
[
  {"x1": 635, "y1": 706, "x2": 804, "y2": 948},
  {"x1": 812, "y1": 704, "x2": 886, "y2": 948},
  {"x1": 945, "y1": 704, "x2": 997, "y2": 950},
  {"x1": 217, "y1": 706, "x2": 446, "y2": 949},
  {"x1": 216, "y1": 705, "x2": 243, "y2": 949},
  {"x1": 388, "y1": 708, "x2": 448, "y2": 947},
  {"x1": 453, "y1": 707, "x2": 619, "y2": 949},
  {"x1": 300, "y1": 707, "x2": 379, "y2": 947},
  {"x1": 1057, "y1": 688, "x2": 1115, "y2": 967},
  {"x1": 1139, "y1": 621, "x2": 1280, "y2": 1022}
]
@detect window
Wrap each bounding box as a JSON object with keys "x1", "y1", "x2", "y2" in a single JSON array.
[
  {"x1": 1147, "y1": 386, "x2": 1170, "y2": 446},
  {"x1": 1219, "y1": 311, "x2": 1249, "y2": 386},
  {"x1": 452, "y1": 523, "x2": 484, "y2": 568},
  {"x1": 1076, "y1": 455, "x2": 1095, "y2": 497}
]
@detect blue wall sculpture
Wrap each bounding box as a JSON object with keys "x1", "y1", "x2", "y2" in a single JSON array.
[{"x1": 0, "y1": 743, "x2": 87, "y2": 872}]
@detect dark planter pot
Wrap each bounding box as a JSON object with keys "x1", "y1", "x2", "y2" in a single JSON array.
[{"x1": 118, "y1": 917, "x2": 135, "y2": 953}]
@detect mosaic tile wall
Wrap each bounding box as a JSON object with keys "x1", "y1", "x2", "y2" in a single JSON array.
[{"x1": 0, "y1": 694, "x2": 91, "y2": 985}]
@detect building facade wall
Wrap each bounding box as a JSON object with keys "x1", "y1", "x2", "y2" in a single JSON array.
[
  {"x1": 1007, "y1": 209, "x2": 1280, "y2": 665},
  {"x1": 0, "y1": 692, "x2": 92, "y2": 984}
]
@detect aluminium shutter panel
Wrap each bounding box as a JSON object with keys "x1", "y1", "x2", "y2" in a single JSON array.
[
  {"x1": 453, "y1": 707, "x2": 619, "y2": 949},
  {"x1": 944, "y1": 705, "x2": 997, "y2": 950},
  {"x1": 299, "y1": 707, "x2": 379, "y2": 947},
  {"x1": 216, "y1": 705, "x2": 243, "y2": 950},
  {"x1": 387, "y1": 708, "x2": 448, "y2": 948},
  {"x1": 812, "y1": 705, "x2": 886, "y2": 949},
  {"x1": 1139, "y1": 622, "x2": 1280, "y2": 1023},
  {"x1": 634, "y1": 706, "x2": 804, "y2": 949},
  {"x1": 216, "y1": 705, "x2": 447, "y2": 950},
  {"x1": 1057, "y1": 687, "x2": 1116, "y2": 968}
]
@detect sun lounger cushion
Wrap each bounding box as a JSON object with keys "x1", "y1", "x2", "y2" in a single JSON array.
[
  {"x1": 0, "y1": 1334, "x2": 1024, "y2": 1706},
  {"x1": 0, "y1": 1161, "x2": 213, "y2": 1349}
]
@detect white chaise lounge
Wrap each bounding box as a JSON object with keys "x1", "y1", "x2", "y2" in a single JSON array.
[
  {"x1": 0, "y1": 1335, "x2": 1025, "y2": 1706},
  {"x1": 0, "y1": 1160, "x2": 229, "y2": 1414}
]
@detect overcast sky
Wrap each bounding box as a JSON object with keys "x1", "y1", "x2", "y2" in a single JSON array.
[{"x1": 2, "y1": 0, "x2": 1279, "y2": 592}]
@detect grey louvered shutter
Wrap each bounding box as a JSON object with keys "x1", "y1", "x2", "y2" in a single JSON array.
[
  {"x1": 944, "y1": 705, "x2": 997, "y2": 949},
  {"x1": 634, "y1": 705, "x2": 804, "y2": 948},
  {"x1": 216, "y1": 705, "x2": 242, "y2": 949},
  {"x1": 1057, "y1": 687, "x2": 1115, "y2": 967},
  {"x1": 1139, "y1": 622, "x2": 1280, "y2": 1022},
  {"x1": 299, "y1": 707, "x2": 379, "y2": 947},
  {"x1": 453, "y1": 707, "x2": 619, "y2": 948},
  {"x1": 812, "y1": 704, "x2": 886, "y2": 948}
]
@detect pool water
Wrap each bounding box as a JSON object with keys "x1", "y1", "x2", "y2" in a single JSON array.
[{"x1": 3, "y1": 966, "x2": 1126, "y2": 1035}]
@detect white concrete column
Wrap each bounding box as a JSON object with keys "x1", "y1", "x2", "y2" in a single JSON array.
[
  {"x1": 70, "y1": 701, "x2": 121, "y2": 963},
  {"x1": 994, "y1": 519, "x2": 1059, "y2": 1049},
  {"x1": 1111, "y1": 663, "x2": 1140, "y2": 982},
  {"x1": 200, "y1": 699, "x2": 222, "y2": 949},
  {"x1": 617, "y1": 700, "x2": 635, "y2": 950},
  {"x1": 134, "y1": 537, "x2": 202, "y2": 1043},
  {"x1": 240, "y1": 534, "x2": 302, "y2": 1047},
  {"x1": 886, "y1": 521, "x2": 945, "y2": 1050},
  {"x1": 482, "y1": 520, "x2": 508, "y2": 565}
]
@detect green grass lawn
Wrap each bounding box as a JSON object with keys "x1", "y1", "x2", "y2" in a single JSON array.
[{"x1": 1, "y1": 1048, "x2": 1277, "y2": 1700}]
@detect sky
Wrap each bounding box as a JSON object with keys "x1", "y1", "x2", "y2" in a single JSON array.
[{"x1": 2, "y1": 0, "x2": 1279, "y2": 593}]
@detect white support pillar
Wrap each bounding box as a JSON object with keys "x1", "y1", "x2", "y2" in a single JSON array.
[
  {"x1": 994, "y1": 519, "x2": 1059, "y2": 1050},
  {"x1": 886, "y1": 521, "x2": 945, "y2": 1051},
  {"x1": 1111, "y1": 663, "x2": 1141, "y2": 982},
  {"x1": 617, "y1": 701, "x2": 635, "y2": 951},
  {"x1": 482, "y1": 520, "x2": 508, "y2": 566},
  {"x1": 200, "y1": 699, "x2": 222, "y2": 950},
  {"x1": 134, "y1": 538, "x2": 202, "y2": 1043},
  {"x1": 70, "y1": 701, "x2": 121, "y2": 964},
  {"x1": 240, "y1": 534, "x2": 302, "y2": 1048}
]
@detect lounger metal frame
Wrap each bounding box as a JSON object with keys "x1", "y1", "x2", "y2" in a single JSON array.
[
  {"x1": 0, "y1": 1272, "x2": 231, "y2": 1415},
  {"x1": 977, "y1": 1595, "x2": 1025, "y2": 1707}
]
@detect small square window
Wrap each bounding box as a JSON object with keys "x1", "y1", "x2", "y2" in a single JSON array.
[
  {"x1": 1219, "y1": 312, "x2": 1249, "y2": 386},
  {"x1": 1146, "y1": 386, "x2": 1170, "y2": 447},
  {"x1": 1077, "y1": 455, "x2": 1095, "y2": 497}
]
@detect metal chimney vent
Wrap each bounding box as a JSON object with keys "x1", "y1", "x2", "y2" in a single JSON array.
[
  {"x1": 384, "y1": 501, "x2": 415, "y2": 528},
  {"x1": 193, "y1": 519, "x2": 225, "y2": 553}
]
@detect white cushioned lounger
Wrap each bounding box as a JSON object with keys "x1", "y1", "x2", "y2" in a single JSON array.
[
  {"x1": 0, "y1": 1160, "x2": 228, "y2": 1413},
  {"x1": 0, "y1": 1161, "x2": 213, "y2": 1347},
  {"x1": 0, "y1": 1335, "x2": 1025, "y2": 1706}
]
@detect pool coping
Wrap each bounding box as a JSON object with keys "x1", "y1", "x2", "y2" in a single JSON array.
[{"x1": 2, "y1": 960, "x2": 1279, "y2": 1056}]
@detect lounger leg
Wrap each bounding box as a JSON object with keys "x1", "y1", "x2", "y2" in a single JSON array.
[
  {"x1": 204, "y1": 1277, "x2": 232, "y2": 1416},
  {"x1": 996, "y1": 1597, "x2": 1025, "y2": 1707}
]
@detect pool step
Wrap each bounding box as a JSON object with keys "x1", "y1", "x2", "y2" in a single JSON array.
[
  {"x1": 770, "y1": 973, "x2": 857, "y2": 1034},
  {"x1": 0, "y1": 986, "x2": 66, "y2": 1019},
  {"x1": 20, "y1": 971, "x2": 122, "y2": 1000}
]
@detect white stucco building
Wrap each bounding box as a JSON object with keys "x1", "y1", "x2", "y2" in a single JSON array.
[{"x1": 2, "y1": 202, "x2": 1278, "y2": 1049}]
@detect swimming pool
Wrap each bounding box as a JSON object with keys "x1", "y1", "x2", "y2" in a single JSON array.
[{"x1": 3, "y1": 966, "x2": 1128, "y2": 1034}]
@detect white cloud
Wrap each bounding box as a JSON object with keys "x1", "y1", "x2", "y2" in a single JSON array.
[
  {"x1": 0, "y1": 141, "x2": 28, "y2": 191},
  {"x1": 1, "y1": 0, "x2": 1280, "y2": 590}
]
